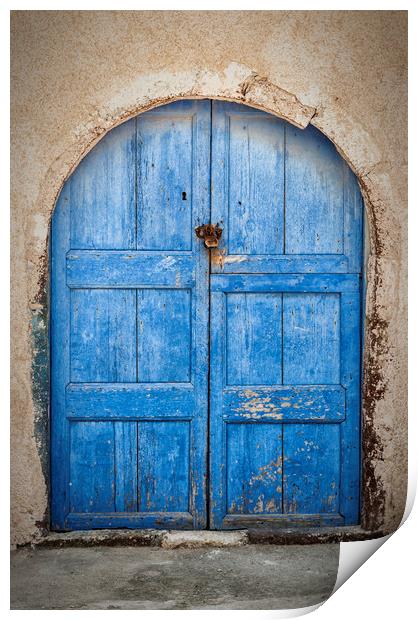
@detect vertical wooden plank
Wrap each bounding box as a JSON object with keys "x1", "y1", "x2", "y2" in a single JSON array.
[
  {"x1": 283, "y1": 293, "x2": 340, "y2": 385},
  {"x1": 137, "y1": 289, "x2": 191, "y2": 383},
  {"x1": 210, "y1": 101, "x2": 229, "y2": 261},
  {"x1": 282, "y1": 289, "x2": 344, "y2": 517},
  {"x1": 69, "y1": 421, "x2": 115, "y2": 513},
  {"x1": 227, "y1": 423, "x2": 283, "y2": 514},
  {"x1": 189, "y1": 100, "x2": 211, "y2": 528},
  {"x1": 209, "y1": 291, "x2": 226, "y2": 528},
  {"x1": 211, "y1": 101, "x2": 284, "y2": 256},
  {"x1": 283, "y1": 424, "x2": 340, "y2": 514},
  {"x1": 109, "y1": 290, "x2": 137, "y2": 382},
  {"x1": 226, "y1": 293, "x2": 282, "y2": 385},
  {"x1": 114, "y1": 422, "x2": 138, "y2": 512},
  {"x1": 137, "y1": 105, "x2": 193, "y2": 250},
  {"x1": 340, "y1": 288, "x2": 361, "y2": 523},
  {"x1": 70, "y1": 289, "x2": 108, "y2": 382},
  {"x1": 51, "y1": 186, "x2": 71, "y2": 529},
  {"x1": 70, "y1": 119, "x2": 136, "y2": 249},
  {"x1": 344, "y1": 165, "x2": 364, "y2": 273},
  {"x1": 138, "y1": 421, "x2": 190, "y2": 512},
  {"x1": 285, "y1": 124, "x2": 344, "y2": 255},
  {"x1": 227, "y1": 112, "x2": 284, "y2": 255},
  {"x1": 70, "y1": 289, "x2": 136, "y2": 383}
]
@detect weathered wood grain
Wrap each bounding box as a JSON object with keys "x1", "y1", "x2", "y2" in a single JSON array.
[
  {"x1": 66, "y1": 251, "x2": 195, "y2": 288},
  {"x1": 66, "y1": 383, "x2": 194, "y2": 420},
  {"x1": 226, "y1": 423, "x2": 283, "y2": 515},
  {"x1": 137, "y1": 288, "x2": 191, "y2": 382},
  {"x1": 70, "y1": 288, "x2": 136, "y2": 382},
  {"x1": 283, "y1": 424, "x2": 341, "y2": 514},
  {"x1": 285, "y1": 124, "x2": 344, "y2": 255},
  {"x1": 52, "y1": 100, "x2": 362, "y2": 532},
  {"x1": 283, "y1": 293, "x2": 340, "y2": 385},
  {"x1": 138, "y1": 421, "x2": 190, "y2": 513},
  {"x1": 226, "y1": 293, "x2": 282, "y2": 386},
  {"x1": 70, "y1": 119, "x2": 136, "y2": 250},
  {"x1": 215, "y1": 105, "x2": 285, "y2": 255}
]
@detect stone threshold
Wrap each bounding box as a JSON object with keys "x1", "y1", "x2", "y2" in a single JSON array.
[{"x1": 21, "y1": 526, "x2": 387, "y2": 550}]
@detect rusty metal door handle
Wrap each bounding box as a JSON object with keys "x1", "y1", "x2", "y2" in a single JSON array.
[{"x1": 195, "y1": 224, "x2": 223, "y2": 248}]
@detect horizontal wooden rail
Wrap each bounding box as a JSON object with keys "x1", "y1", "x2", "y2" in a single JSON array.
[
  {"x1": 66, "y1": 250, "x2": 195, "y2": 288},
  {"x1": 65, "y1": 512, "x2": 194, "y2": 530},
  {"x1": 212, "y1": 253, "x2": 349, "y2": 274},
  {"x1": 211, "y1": 273, "x2": 360, "y2": 293},
  {"x1": 66, "y1": 383, "x2": 194, "y2": 420},
  {"x1": 223, "y1": 385, "x2": 345, "y2": 422}
]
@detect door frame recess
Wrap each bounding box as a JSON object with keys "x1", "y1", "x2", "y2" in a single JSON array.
[{"x1": 31, "y1": 84, "x2": 394, "y2": 541}]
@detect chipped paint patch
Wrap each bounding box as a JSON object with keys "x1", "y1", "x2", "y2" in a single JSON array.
[
  {"x1": 235, "y1": 395, "x2": 283, "y2": 419},
  {"x1": 249, "y1": 458, "x2": 283, "y2": 485},
  {"x1": 224, "y1": 255, "x2": 246, "y2": 264}
]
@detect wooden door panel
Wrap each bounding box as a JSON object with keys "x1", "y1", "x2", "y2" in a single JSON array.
[
  {"x1": 70, "y1": 288, "x2": 137, "y2": 383},
  {"x1": 210, "y1": 277, "x2": 360, "y2": 529},
  {"x1": 225, "y1": 113, "x2": 284, "y2": 255},
  {"x1": 65, "y1": 383, "x2": 195, "y2": 420},
  {"x1": 209, "y1": 98, "x2": 362, "y2": 531},
  {"x1": 69, "y1": 421, "x2": 117, "y2": 514},
  {"x1": 285, "y1": 125, "x2": 345, "y2": 255},
  {"x1": 282, "y1": 293, "x2": 340, "y2": 385},
  {"x1": 137, "y1": 113, "x2": 194, "y2": 251},
  {"x1": 137, "y1": 288, "x2": 192, "y2": 383},
  {"x1": 283, "y1": 424, "x2": 341, "y2": 515},
  {"x1": 68, "y1": 420, "x2": 137, "y2": 514},
  {"x1": 222, "y1": 386, "x2": 345, "y2": 423},
  {"x1": 114, "y1": 421, "x2": 138, "y2": 512},
  {"x1": 66, "y1": 251, "x2": 195, "y2": 288},
  {"x1": 211, "y1": 102, "x2": 363, "y2": 275},
  {"x1": 137, "y1": 421, "x2": 190, "y2": 513},
  {"x1": 226, "y1": 292, "x2": 282, "y2": 386},
  {"x1": 226, "y1": 423, "x2": 283, "y2": 515},
  {"x1": 69, "y1": 119, "x2": 137, "y2": 250}
]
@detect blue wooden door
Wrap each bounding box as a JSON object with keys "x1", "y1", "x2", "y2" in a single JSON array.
[
  {"x1": 51, "y1": 100, "x2": 362, "y2": 531},
  {"x1": 51, "y1": 101, "x2": 211, "y2": 530},
  {"x1": 209, "y1": 102, "x2": 362, "y2": 529}
]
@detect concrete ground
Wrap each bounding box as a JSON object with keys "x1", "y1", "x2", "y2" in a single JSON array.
[{"x1": 11, "y1": 543, "x2": 339, "y2": 610}]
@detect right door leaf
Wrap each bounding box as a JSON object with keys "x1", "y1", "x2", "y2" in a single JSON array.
[{"x1": 209, "y1": 101, "x2": 363, "y2": 530}]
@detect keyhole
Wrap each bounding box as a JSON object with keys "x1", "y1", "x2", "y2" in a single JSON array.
[{"x1": 182, "y1": 192, "x2": 187, "y2": 200}]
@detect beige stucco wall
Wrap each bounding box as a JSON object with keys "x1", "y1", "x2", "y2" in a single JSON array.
[{"x1": 11, "y1": 10, "x2": 407, "y2": 546}]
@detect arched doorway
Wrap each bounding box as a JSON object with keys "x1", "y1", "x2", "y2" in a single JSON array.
[{"x1": 51, "y1": 99, "x2": 363, "y2": 531}]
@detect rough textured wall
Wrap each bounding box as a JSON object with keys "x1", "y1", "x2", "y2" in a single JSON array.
[{"x1": 11, "y1": 10, "x2": 407, "y2": 545}]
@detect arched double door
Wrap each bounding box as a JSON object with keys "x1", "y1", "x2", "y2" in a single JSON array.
[{"x1": 51, "y1": 100, "x2": 363, "y2": 530}]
